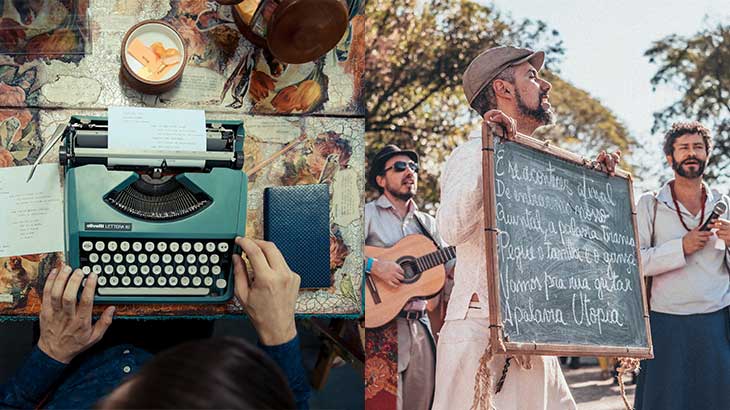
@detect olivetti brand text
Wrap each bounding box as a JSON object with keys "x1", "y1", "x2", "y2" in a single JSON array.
[{"x1": 84, "y1": 222, "x2": 133, "y2": 231}]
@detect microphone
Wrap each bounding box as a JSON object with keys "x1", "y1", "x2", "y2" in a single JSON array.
[{"x1": 699, "y1": 202, "x2": 728, "y2": 231}]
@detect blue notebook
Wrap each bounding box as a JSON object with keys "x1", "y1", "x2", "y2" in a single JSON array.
[{"x1": 263, "y1": 184, "x2": 332, "y2": 288}]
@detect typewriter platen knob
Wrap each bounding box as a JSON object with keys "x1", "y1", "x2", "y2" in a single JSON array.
[
  {"x1": 59, "y1": 145, "x2": 68, "y2": 166},
  {"x1": 234, "y1": 151, "x2": 244, "y2": 170}
]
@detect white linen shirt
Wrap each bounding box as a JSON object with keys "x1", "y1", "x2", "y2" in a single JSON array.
[
  {"x1": 436, "y1": 136, "x2": 491, "y2": 321},
  {"x1": 637, "y1": 181, "x2": 730, "y2": 314}
]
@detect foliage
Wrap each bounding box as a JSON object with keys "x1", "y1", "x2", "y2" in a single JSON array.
[
  {"x1": 364, "y1": 0, "x2": 636, "y2": 210},
  {"x1": 645, "y1": 23, "x2": 730, "y2": 183}
]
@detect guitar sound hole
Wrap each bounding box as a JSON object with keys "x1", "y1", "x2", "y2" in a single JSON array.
[{"x1": 397, "y1": 257, "x2": 420, "y2": 284}]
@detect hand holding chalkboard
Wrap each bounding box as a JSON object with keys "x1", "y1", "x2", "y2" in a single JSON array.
[
  {"x1": 481, "y1": 126, "x2": 652, "y2": 358},
  {"x1": 483, "y1": 109, "x2": 516, "y2": 140}
]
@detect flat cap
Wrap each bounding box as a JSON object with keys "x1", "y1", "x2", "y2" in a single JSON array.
[{"x1": 463, "y1": 46, "x2": 545, "y2": 105}]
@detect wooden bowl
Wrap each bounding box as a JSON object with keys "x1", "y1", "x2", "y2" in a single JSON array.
[{"x1": 120, "y1": 20, "x2": 188, "y2": 94}]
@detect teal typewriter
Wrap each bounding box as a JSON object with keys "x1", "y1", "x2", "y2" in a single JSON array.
[{"x1": 45, "y1": 115, "x2": 247, "y2": 303}]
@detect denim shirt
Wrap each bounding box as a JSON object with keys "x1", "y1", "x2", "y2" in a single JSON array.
[{"x1": 0, "y1": 336, "x2": 310, "y2": 409}]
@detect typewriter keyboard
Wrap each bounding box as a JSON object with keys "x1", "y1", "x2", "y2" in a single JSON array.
[{"x1": 78, "y1": 238, "x2": 233, "y2": 299}]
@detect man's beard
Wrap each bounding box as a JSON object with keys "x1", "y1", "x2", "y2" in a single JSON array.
[
  {"x1": 515, "y1": 88, "x2": 555, "y2": 126},
  {"x1": 672, "y1": 155, "x2": 706, "y2": 179},
  {"x1": 386, "y1": 184, "x2": 414, "y2": 202}
]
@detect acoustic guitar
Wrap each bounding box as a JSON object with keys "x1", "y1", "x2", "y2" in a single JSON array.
[{"x1": 364, "y1": 234, "x2": 456, "y2": 328}]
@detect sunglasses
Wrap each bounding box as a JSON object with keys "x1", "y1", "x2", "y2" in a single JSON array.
[{"x1": 383, "y1": 161, "x2": 419, "y2": 173}]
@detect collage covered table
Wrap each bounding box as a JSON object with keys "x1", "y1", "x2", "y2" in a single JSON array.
[{"x1": 0, "y1": 0, "x2": 366, "y2": 318}]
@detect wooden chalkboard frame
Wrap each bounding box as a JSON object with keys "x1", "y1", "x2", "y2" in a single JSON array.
[{"x1": 481, "y1": 123, "x2": 653, "y2": 358}]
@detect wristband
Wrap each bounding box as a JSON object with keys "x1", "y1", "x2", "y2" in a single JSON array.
[{"x1": 365, "y1": 257, "x2": 375, "y2": 274}]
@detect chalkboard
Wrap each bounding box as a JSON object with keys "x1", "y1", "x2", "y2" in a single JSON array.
[{"x1": 482, "y1": 127, "x2": 652, "y2": 358}]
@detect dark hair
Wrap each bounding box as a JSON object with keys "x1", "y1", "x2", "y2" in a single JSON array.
[
  {"x1": 470, "y1": 66, "x2": 516, "y2": 116},
  {"x1": 101, "y1": 337, "x2": 295, "y2": 409},
  {"x1": 663, "y1": 121, "x2": 712, "y2": 156}
]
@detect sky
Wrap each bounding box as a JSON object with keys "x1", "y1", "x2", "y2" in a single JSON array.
[{"x1": 480, "y1": 0, "x2": 729, "y2": 191}]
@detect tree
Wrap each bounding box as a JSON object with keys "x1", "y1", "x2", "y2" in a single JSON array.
[
  {"x1": 645, "y1": 22, "x2": 730, "y2": 184},
  {"x1": 364, "y1": 0, "x2": 636, "y2": 210}
]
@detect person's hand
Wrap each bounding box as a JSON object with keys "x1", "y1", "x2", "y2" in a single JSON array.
[
  {"x1": 37, "y1": 266, "x2": 115, "y2": 364},
  {"x1": 370, "y1": 258, "x2": 404, "y2": 288},
  {"x1": 682, "y1": 227, "x2": 714, "y2": 256},
  {"x1": 483, "y1": 109, "x2": 516, "y2": 140},
  {"x1": 711, "y1": 218, "x2": 730, "y2": 242},
  {"x1": 232, "y1": 237, "x2": 300, "y2": 346},
  {"x1": 590, "y1": 150, "x2": 622, "y2": 176}
]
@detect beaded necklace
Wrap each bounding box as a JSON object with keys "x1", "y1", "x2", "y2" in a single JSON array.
[{"x1": 669, "y1": 181, "x2": 706, "y2": 232}]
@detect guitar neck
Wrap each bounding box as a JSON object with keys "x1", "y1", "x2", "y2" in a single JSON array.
[{"x1": 416, "y1": 246, "x2": 456, "y2": 272}]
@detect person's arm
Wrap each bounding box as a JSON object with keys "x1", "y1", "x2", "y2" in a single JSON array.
[
  {"x1": 637, "y1": 194, "x2": 689, "y2": 277},
  {"x1": 231, "y1": 237, "x2": 311, "y2": 409},
  {"x1": 436, "y1": 138, "x2": 484, "y2": 246},
  {"x1": 258, "y1": 335, "x2": 311, "y2": 410},
  {"x1": 1, "y1": 266, "x2": 114, "y2": 408},
  {"x1": 437, "y1": 112, "x2": 516, "y2": 246},
  {"x1": 0, "y1": 346, "x2": 67, "y2": 409}
]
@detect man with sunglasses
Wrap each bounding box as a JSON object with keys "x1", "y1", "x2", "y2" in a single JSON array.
[
  {"x1": 365, "y1": 144, "x2": 454, "y2": 410},
  {"x1": 432, "y1": 46, "x2": 621, "y2": 410}
]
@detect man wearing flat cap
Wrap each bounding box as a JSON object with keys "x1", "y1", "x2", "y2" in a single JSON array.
[
  {"x1": 365, "y1": 144, "x2": 454, "y2": 410},
  {"x1": 433, "y1": 46, "x2": 619, "y2": 409}
]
